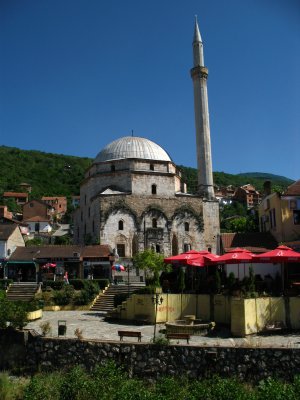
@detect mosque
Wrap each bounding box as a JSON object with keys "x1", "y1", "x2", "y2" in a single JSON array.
[{"x1": 73, "y1": 20, "x2": 220, "y2": 257}]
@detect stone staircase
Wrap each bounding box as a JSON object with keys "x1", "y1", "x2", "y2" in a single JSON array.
[
  {"x1": 6, "y1": 282, "x2": 40, "y2": 302},
  {"x1": 90, "y1": 283, "x2": 145, "y2": 313}
]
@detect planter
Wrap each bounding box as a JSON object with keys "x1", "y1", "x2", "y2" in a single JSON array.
[{"x1": 27, "y1": 309, "x2": 43, "y2": 321}]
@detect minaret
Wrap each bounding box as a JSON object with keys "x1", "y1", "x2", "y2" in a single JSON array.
[{"x1": 191, "y1": 17, "x2": 215, "y2": 200}]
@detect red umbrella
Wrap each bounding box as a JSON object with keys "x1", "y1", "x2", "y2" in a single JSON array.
[
  {"x1": 186, "y1": 252, "x2": 221, "y2": 267},
  {"x1": 253, "y1": 245, "x2": 300, "y2": 263},
  {"x1": 42, "y1": 263, "x2": 56, "y2": 269},
  {"x1": 217, "y1": 248, "x2": 255, "y2": 264},
  {"x1": 216, "y1": 248, "x2": 256, "y2": 280},
  {"x1": 164, "y1": 250, "x2": 206, "y2": 265},
  {"x1": 253, "y1": 245, "x2": 300, "y2": 291}
]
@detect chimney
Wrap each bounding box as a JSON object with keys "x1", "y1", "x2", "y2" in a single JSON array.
[{"x1": 263, "y1": 181, "x2": 272, "y2": 197}]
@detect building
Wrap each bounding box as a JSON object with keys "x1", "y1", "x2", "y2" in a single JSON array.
[
  {"x1": 22, "y1": 199, "x2": 54, "y2": 234},
  {"x1": 233, "y1": 184, "x2": 261, "y2": 208},
  {"x1": 0, "y1": 223, "x2": 25, "y2": 278},
  {"x1": 73, "y1": 20, "x2": 220, "y2": 257},
  {"x1": 3, "y1": 192, "x2": 29, "y2": 206},
  {"x1": 6, "y1": 244, "x2": 113, "y2": 282},
  {"x1": 41, "y1": 196, "x2": 67, "y2": 219},
  {"x1": 259, "y1": 180, "x2": 300, "y2": 245}
]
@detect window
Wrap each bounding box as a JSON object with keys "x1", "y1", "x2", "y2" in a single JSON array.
[
  {"x1": 269, "y1": 208, "x2": 276, "y2": 229},
  {"x1": 35, "y1": 222, "x2": 40, "y2": 232},
  {"x1": 207, "y1": 247, "x2": 212, "y2": 253},
  {"x1": 118, "y1": 220, "x2": 124, "y2": 230},
  {"x1": 152, "y1": 218, "x2": 157, "y2": 228},
  {"x1": 117, "y1": 244, "x2": 125, "y2": 257},
  {"x1": 155, "y1": 244, "x2": 161, "y2": 253},
  {"x1": 111, "y1": 165, "x2": 115, "y2": 172},
  {"x1": 81, "y1": 211, "x2": 83, "y2": 222},
  {"x1": 92, "y1": 220, "x2": 95, "y2": 233},
  {"x1": 84, "y1": 195, "x2": 87, "y2": 205},
  {"x1": 151, "y1": 184, "x2": 157, "y2": 195},
  {"x1": 88, "y1": 207, "x2": 90, "y2": 217},
  {"x1": 30, "y1": 203, "x2": 34, "y2": 208},
  {"x1": 293, "y1": 210, "x2": 300, "y2": 225},
  {"x1": 150, "y1": 164, "x2": 154, "y2": 171},
  {"x1": 184, "y1": 243, "x2": 191, "y2": 252},
  {"x1": 184, "y1": 222, "x2": 189, "y2": 232}
]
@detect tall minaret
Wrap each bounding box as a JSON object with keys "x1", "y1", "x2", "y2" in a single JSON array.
[{"x1": 191, "y1": 17, "x2": 215, "y2": 200}]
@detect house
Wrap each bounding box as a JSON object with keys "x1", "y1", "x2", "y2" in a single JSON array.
[
  {"x1": 6, "y1": 244, "x2": 113, "y2": 281},
  {"x1": 258, "y1": 180, "x2": 300, "y2": 245},
  {"x1": 3, "y1": 192, "x2": 29, "y2": 205},
  {"x1": 0, "y1": 223, "x2": 25, "y2": 278},
  {"x1": 233, "y1": 184, "x2": 261, "y2": 208},
  {"x1": 0, "y1": 205, "x2": 13, "y2": 220},
  {"x1": 41, "y1": 196, "x2": 67, "y2": 219},
  {"x1": 22, "y1": 199, "x2": 55, "y2": 234}
]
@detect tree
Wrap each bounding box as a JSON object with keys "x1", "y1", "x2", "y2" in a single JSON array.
[{"x1": 133, "y1": 249, "x2": 167, "y2": 287}]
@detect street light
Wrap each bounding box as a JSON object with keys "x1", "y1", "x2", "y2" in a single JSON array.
[{"x1": 152, "y1": 293, "x2": 164, "y2": 341}]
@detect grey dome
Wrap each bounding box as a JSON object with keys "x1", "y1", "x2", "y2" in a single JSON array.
[{"x1": 94, "y1": 136, "x2": 172, "y2": 163}]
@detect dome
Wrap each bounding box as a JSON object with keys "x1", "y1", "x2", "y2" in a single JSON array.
[{"x1": 94, "y1": 136, "x2": 172, "y2": 163}]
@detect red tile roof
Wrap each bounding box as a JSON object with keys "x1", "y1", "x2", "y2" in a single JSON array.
[
  {"x1": 284, "y1": 180, "x2": 300, "y2": 196},
  {"x1": 221, "y1": 232, "x2": 278, "y2": 254},
  {"x1": 3, "y1": 192, "x2": 28, "y2": 198},
  {"x1": 9, "y1": 245, "x2": 113, "y2": 261}
]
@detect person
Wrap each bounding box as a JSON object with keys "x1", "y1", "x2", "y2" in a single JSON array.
[
  {"x1": 64, "y1": 271, "x2": 69, "y2": 284},
  {"x1": 17, "y1": 269, "x2": 22, "y2": 283}
]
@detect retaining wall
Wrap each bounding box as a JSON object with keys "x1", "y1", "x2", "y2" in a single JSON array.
[{"x1": 1, "y1": 329, "x2": 300, "y2": 382}]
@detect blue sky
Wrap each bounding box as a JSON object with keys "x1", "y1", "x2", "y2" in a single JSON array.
[{"x1": 1, "y1": 0, "x2": 299, "y2": 180}]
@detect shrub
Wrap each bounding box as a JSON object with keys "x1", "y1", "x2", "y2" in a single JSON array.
[
  {"x1": 53, "y1": 285, "x2": 74, "y2": 305},
  {"x1": 92, "y1": 279, "x2": 109, "y2": 290},
  {"x1": 44, "y1": 280, "x2": 64, "y2": 290},
  {"x1": 74, "y1": 328, "x2": 83, "y2": 339},
  {"x1": 73, "y1": 290, "x2": 90, "y2": 305},
  {"x1": 40, "y1": 321, "x2": 52, "y2": 336},
  {"x1": 0, "y1": 279, "x2": 13, "y2": 290},
  {"x1": 23, "y1": 372, "x2": 63, "y2": 400}
]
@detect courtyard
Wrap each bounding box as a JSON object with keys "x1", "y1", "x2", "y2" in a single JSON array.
[{"x1": 26, "y1": 310, "x2": 300, "y2": 348}]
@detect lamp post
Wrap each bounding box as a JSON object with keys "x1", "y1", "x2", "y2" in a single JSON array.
[
  {"x1": 152, "y1": 293, "x2": 163, "y2": 341},
  {"x1": 126, "y1": 264, "x2": 132, "y2": 296}
]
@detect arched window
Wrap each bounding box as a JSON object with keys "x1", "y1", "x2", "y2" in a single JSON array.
[
  {"x1": 184, "y1": 222, "x2": 189, "y2": 232},
  {"x1": 151, "y1": 184, "x2": 157, "y2": 195},
  {"x1": 150, "y1": 164, "x2": 154, "y2": 171},
  {"x1": 152, "y1": 218, "x2": 157, "y2": 228},
  {"x1": 118, "y1": 220, "x2": 124, "y2": 230}
]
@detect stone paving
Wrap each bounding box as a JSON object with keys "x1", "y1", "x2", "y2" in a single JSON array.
[{"x1": 26, "y1": 311, "x2": 300, "y2": 348}]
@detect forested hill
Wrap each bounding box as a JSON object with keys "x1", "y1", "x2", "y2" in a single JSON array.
[
  {"x1": 0, "y1": 146, "x2": 293, "y2": 198},
  {"x1": 0, "y1": 146, "x2": 92, "y2": 198}
]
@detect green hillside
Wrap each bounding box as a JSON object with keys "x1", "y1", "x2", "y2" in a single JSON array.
[
  {"x1": 179, "y1": 166, "x2": 293, "y2": 194},
  {"x1": 0, "y1": 146, "x2": 92, "y2": 198},
  {"x1": 0, "y1": 146, "x2": 293, "y2": 200}
]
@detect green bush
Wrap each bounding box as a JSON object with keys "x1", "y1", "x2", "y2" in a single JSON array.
[
  {"x1": 0, "y1": 279, "x2": 13, "y2": 290},
  {"x1": 73, "y1": 290, "x2": 90, "y2": 305},
  {"x1": 53, "y1": 285, "x2": 75, "y2": 305},
  {"x1": 44, "y1": 280, "x2": 64, "y2": 290},
  {"x1": 24, "y1": 372, "x2": 63, "y2": 400},
  {"x1": 114, "y1": 293, "x2": 129, "y2": 308},
  {"x1": 92, "y1": 279, "x2": 109, "y2": 290}
]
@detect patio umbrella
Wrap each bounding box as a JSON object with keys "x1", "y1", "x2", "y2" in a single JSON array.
[
  {"x1": 253, "y1": 245, "x2": 300, "y2": 291},
  {"x1": 164, "y1": 250, "x2": 206, "y2": 265},
  {"x1": 112, "y1": 264, "x2": 125, "y2": 272},
  {"x1": 42, "y1": 263, "x2": 57, "y2": 269},
  {"x1": 216, "y1": 248, "x2": 255, "y2": 280},
  {"x1": 186, "y1": 252, "x2": 221, "y2": 267}
]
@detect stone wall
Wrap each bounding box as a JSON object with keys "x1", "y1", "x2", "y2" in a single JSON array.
[{"x1": 1, "y1": 329, "x2": 300, "y2": 382}]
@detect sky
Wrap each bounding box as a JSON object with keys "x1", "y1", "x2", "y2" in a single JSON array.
[{"x1": 0, "y1": 0, "x2": 299, "y2": 181}]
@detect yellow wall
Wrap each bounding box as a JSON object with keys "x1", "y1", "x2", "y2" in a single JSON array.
[
  {"x1": 259, "y1": 193, "x2": 300, "y2": 242},
  {"x1": 231, "y1": 297, "x2": 286, "y2": 336}
]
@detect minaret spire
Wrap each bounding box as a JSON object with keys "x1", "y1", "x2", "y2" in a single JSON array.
[
  {"x1": 190, "y1": 17, "x2": 215, "y2": 200},
  {"x1": 193, "y1": 16, "x2": 204, "y2": 67}
]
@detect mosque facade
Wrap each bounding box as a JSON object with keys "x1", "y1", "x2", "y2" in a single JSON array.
[{"x1": 73, "y1": 20, "x2": 220, "y2": 257}]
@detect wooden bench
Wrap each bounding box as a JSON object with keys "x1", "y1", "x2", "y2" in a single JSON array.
[
  {"x1": 166, "y1": 333, "x2": 191, "y2": 344},
  {"x1": 118, "y1": 330, "x2": 142, "y2": 342}
]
